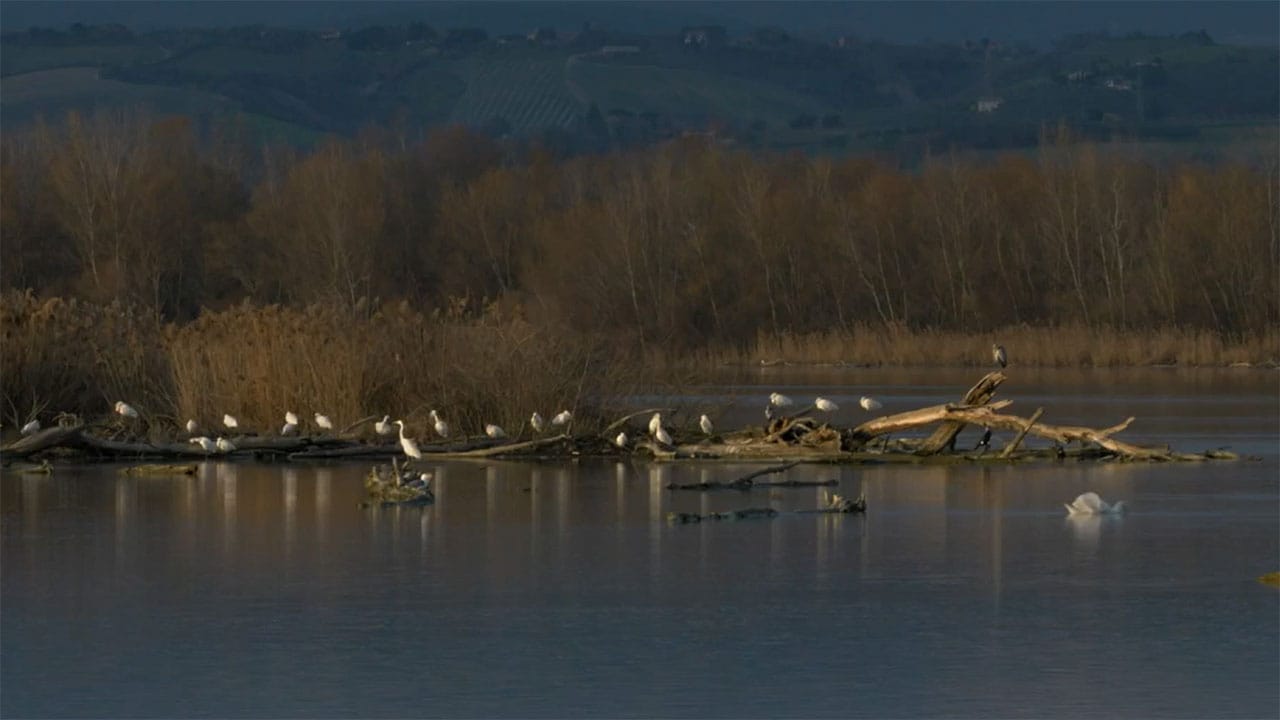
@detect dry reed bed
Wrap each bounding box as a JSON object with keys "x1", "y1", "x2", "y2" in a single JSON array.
[
  {"x1": 2, "y1": 292, "x2": 641, "y2": 436},
  {"x1": 3, "y1": 292, "x2": 1275, "y2": 434}
]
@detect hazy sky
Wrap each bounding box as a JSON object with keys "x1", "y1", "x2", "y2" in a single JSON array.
[{"x1": 2, "y1": 1, "x2": 1277, "y2": 47}]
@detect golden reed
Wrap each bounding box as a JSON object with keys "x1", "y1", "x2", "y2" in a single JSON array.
[{"x1": 3, "y1": 292, "x2": 1274, "y2": 433}]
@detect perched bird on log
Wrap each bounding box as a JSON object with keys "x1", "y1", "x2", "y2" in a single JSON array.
[
  {"x1": 552, "y1": 410, "x2": 573, "y2": 426},
  {"x1": 429, "y1": 410, "x2": 449, "y2": 438},
  {"x1": 395, "y1": 420, "x2": 422, "y2": 460},
  {"x1": 281, "y1": 421, "x2": 298, "y2": 436},
  {"x1": 116, "y1": 402, "x2": 139, "y2": 418},
  {"x1": 485, "y1": 423, "x2": 506, "y2": 438},
  {"x1": 859, "y1": 396, "x2": 883, "y2": 411},
  {"x1": 769, "y1": 392, "x2": 794, "y2": 408},
  {"x1": 314, "y1": 413, "x2": 334, "y2": 431},
  {"x1": 654, "y1": 425, "x2": 673, "y2": 446},
  {"x1": 189, "y1": 436, "x2": 215, "y2": 452},
  {"x1": 975, "y1": 427, "x2": 993, "y2": 453},
  {"x1": 614, "y1": 431, "x2": 628, "y2": 448},
  {"x1": 815, "y1": 397, "x2": 839, "y2": 412},
  {"x1": 699, "y1": 414, "x2": 714, "y2": 435},
  {"x1": 215, "y1": 437, "x2": 236, "y2": 453},
  {"x1": 648, "y1": 413, "x2": 663, "y2": 435},
  {"x1": 285, "y1": 411, "x2": 299, "y2": 426},
  {"x1": 992, "y1": 343, "x2": 1008, "y2": 368},
  {"x1": 529, "y1": 412, "x2": 546, "y2": 433},
  {"x1": 185, "y1": 419, "x2": 198, "y2": 434},
  {"x1": 20, "y1": 419, "x2": 40, "y2": 435},
  {"x1": 222, "y1": 413, "x2": 238, "y2": 429},
  {"x1": 375, "y1": 415, "x2": 393, "y2": 436}
]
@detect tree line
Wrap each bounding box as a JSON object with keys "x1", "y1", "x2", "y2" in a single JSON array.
[{"x1": 3, "y1": 109, "x2": 1276, "y2": 352}]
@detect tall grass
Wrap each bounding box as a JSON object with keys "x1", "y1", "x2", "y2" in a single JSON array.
[
  {"x1": 0, "y1": 290, "x2": 167, "y2": 428},
  {"x1": 4, "y1": 292, "x2": 1276, "y2": 436},
  {"x1": 163, "y1": 299, "x2": 645, "y2": 437}
]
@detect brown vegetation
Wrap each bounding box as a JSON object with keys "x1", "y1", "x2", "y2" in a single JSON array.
[
  {"x1": 1, "y1": 290, "x2": 641, "y2": 433},
  {"x1": 2, "y1": 110, "x2": 1277, "y2": 426}
]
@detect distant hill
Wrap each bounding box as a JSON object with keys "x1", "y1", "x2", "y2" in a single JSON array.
[{"x1": 2, "y1": 20, "x2": 1276, "y2": 160}]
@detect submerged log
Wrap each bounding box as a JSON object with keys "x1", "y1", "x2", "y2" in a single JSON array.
[
  {"x1": 666, "y1": 493, "x2": 866, "y2": 524},
  {"x1": 119, "y1": 464, "x2": 198, "y2": 476},
  {"x1": 666, "y1": 507, "x2": 780, "y2": 523}
]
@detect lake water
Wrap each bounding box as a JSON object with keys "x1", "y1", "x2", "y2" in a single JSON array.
[{"x1": 3, "y1": 368, "x2": 1278, "y2": 718}]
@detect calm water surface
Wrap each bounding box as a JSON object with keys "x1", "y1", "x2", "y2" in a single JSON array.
[{"x1": 3, "y1": 369, "x2": 1277, "y2": 718}]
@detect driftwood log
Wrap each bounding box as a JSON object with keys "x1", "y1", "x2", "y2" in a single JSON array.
[{"x1": 0, "y1": 373, "x2": 1243, "y2": 466}]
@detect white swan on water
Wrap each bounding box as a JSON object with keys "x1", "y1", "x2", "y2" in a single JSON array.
[{"x1": 1065, "y1": 492, "x2": 1127, "y2": 515}]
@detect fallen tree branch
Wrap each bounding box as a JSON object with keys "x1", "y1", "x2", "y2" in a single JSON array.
[
  {"x1": 1001, "y1": 407, "x2": 1045, "y2": 458},
  {"x1": 917, "y1": 371, "x2": 1005, "y2": 454},
  {"x1": 602, "y1": 408, "x2": 675, "y2": 435}
]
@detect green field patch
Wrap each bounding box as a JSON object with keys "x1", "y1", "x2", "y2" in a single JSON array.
[
  {"x1": 568, "y1": 58, "x2": 827, "y2": 124},
  {"x1": 0, "y1": 43, "x2": 168, "y2": 76},
  {"x1": 449, "y1": 53, "x2": 582, "y2": 132},
  {"x1": 1, "y1": 66, "x2": 239, "y2": 125}
]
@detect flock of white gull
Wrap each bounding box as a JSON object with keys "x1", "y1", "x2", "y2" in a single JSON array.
[{"x1": 12, "y1": 343, "x2": 1125, "y2": 514}]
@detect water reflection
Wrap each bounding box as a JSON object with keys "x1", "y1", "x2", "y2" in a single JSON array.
[
  {"x1": 283, "y1": 467, "x2": 298, "y2": 558},
  {"x1": 2, "y1": 367, "x2": 1277, "y2": 720},
  {"x1": 315, "y1": 468, "x2": 331, "y2": 542}
]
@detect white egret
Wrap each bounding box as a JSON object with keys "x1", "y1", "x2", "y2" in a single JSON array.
[
  {"x1": 314, "y1": 413, "x2": 334, "y2": 431},
  {"x1": 185, "y1": 419, "x2": 198, "y2": 434},
  {"x1": 281, "y1": 422, "x2": 297, "y2": 436},
  {"x1": 1064, "y1": 492, "x2": 1126, "y2": 515},
  {"x1": 551, "y1": 410, "x2": 572, "y2": 426},
  {"x1": 115, "y1": 401, "x2": 139, "y2": 418},
  {"x1": 654, "y1": 425, "x2": 672, "y2": 446},
  {"x1": 993, "y1": 343, "x2": 1008, "y2": 368},
  {"x1": 375, "y1": 415, "x2": 393, "y2": 436},
  {"x1": 394, "y1": 420, "x2": 422, "y2": 460},
  {"x1": 189, "y1": 436, "x2": 216, "y2": 452},
  {"x1": 222, "y1": 413, "x2": 238, "y2": 429},
  {"x1": 530, "y1": 412, "x2": 546, "y2": 433},
  {"x1": 699, "y1": 414, "x2": 713, "y2": 435},
  {"x1": 614, "y1": 431, "x2": 628, "y2": 448},
  {"x1": 485, "y1": 424, "x2": 506, "y2": 439},
  {"x1": 769, "y1": 392, "x2": 794, "y2": 408},
  {"x1": 215, "y1": 437, "x2": 237, "y2": 453},
  {"x1": 648, "y1": 412, "x2": 663, "y2": 435},
  {"x1": 20, "y1": 419, "x2": 40, "y2": 435},
  {"x1": 285, "y1": 411, "x2": 299, "y2": 426},
  {"x1": 815, "y1": 397, "x2": 839, "y2": 412},
  {"x1": 428, "y1": 410, "x2": 449, "y2": 438},
  {"x1": 859, "y1": 396, "x2": 883, "y2": 411}
]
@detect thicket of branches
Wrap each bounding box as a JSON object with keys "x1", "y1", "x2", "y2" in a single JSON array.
[{"x1": 3, "y1": 109, "x2": 1276, "y2": 348}]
